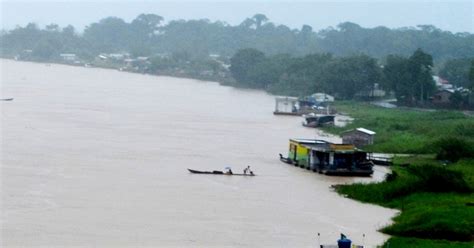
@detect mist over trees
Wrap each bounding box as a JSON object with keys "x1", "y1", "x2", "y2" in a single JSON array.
[
  {"x1": 1, "y1": 13, "x2": 474, "y2": 63},
  {"x1": 1, "y1": 13, "x2": 474, "y2": 106},
  {"x1": 229, "y1": 48, "x2": 436, "y2": 102}
]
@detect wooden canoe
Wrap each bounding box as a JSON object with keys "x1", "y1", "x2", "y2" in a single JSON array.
[{"x1": 187, "y1": 169, "x2": 255, "y2": 176}]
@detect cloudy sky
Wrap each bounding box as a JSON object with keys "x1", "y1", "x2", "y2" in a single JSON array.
[{"x1": 1, "y1": 0, "x2": 473, "y2": 33}]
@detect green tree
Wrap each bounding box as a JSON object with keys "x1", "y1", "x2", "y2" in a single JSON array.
[
  {"x1": 130, "y1": 14, "x2": 164, "y2": 50},
  {"x1": 383, "y1": 55, "x2": 412, "y2": 103},
  {"x1": 83, "y1": 17, "x2": 131, "y2": 52},
  {"x1": 230, "y1": 48, "x2": 266, "y2": 86},
  {"x1": 409, "y1": 48, "x2": 435, "y2": 103},
  {"x1": 32, "y1": 38, "x2": 57, "y2": 59},
  {"x1": 247, "y1": 54, "x2": 291, "y2": 89},
  {"x1": 131, "y1": 14, "x2": 163, "y2": 34},
  {"x1": 449, "y1": 90, "x2": 467, "y2": 109},
  {"x1": 322, "y1": 55, "x2": 382, "y2": 99},
  {"x1": 252, "y1": 14, "x2": 268, "y2": 29},
  {"x1": 469, "y1": 59, "x2": 474, "y2": 90},
  {"x1": 439, "y1": 58, "x2": 472, "y2": 88},
  {"x1": 62, "y1": 25, "x2": 76, "y2": 35},
  {"x1": 45, "y1": 23, "x2": 60, "y2": 32}
]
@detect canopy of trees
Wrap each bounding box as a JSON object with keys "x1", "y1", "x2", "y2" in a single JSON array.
[
  {"x1": 229, "y1": 48, "x2": 441, "y2": 103},
  {"x1": 1, "y1": 14, "x2": 473, "y2": 63},
  {"x1": 439, "y1": 58, "x2": 473, "y2": 88}
]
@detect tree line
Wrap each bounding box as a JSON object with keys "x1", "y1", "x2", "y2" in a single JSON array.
[
  {"x1": 1, "y1": 13, "x2": 474, "y2": 63},
  {"x1": 230, "y1": 48, "x2": 474, "y2": 106},
  {"x1": 1, "y1": 13, "x2": 473, "y2": 107}
]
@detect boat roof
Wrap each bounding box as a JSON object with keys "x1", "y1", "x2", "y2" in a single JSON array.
[
  {"x1": 275, "y1": 96, "x2": 298, "y2": 101},
  {"x1": 303, "y1": 143, "x2": 365, "y2": 153},
  {"x1": 290, "y1": 138, "x2": 330, "y2": 145}
]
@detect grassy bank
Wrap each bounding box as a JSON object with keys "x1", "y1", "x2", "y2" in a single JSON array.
[
  {"x1": 335, "y1": 155, "x2": 474, "y2": 247},
  {"x1": 326, "y1": 102, "x2": 474, "y2": 247},
  {"x1": 323, "y1": 102, "x2": 474, "y2": 154}
]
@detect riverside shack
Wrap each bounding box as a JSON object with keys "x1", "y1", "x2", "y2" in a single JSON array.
[
  {"x1": 341, "y1": 128, "x2": 376, "y2": 147},
  {"x1": 280, "y1": 139, "x2": 373, "y2": 176}
]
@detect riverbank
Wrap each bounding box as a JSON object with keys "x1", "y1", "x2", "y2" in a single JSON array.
[
  {"x1": 1, "y1": 55, "x2": 236, "y2": 87},
  {"x1": 325, "y1": 102, "x2": 474, "y2": 247},
  {"x1": 322, "y1": 101, "x2": 474, "y2": 154},
  {"x1": 336, "y1": 156, "x2": 474, "y2": 247}
]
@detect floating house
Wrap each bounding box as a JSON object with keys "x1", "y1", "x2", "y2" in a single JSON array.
[
  {"x1": 282, "y1": 139, "x2": 327, "y2": 167},
  {"x1": 341, "y1": 128, "x2": 376, "y2": 147},
  {"x1": 274, "y1": 96, "x2": 299, "y2": 115},
  {"x1": 273, "y1": 95, "x2": 335, "y2": 116},
  {"x1": 280, "y1": 139, "x2": 373, "y2": 176},
  {"x1": 274, "y1": 96, "x2": 314, "y2": 116}
]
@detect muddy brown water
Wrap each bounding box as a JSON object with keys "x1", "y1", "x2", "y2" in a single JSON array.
[{"x1": 1, "y1": 60, "x2": 397, "y2": 247}]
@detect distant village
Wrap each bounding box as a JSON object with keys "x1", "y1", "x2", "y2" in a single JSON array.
[
  {"x1": 12, "y1": 47, "x2": 473, "y2": 111},
  {"x1": 14, "y1": 49, "x2": 233, "y2": 85}
]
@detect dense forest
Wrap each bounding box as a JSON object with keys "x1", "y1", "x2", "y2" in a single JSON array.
[
  {"x1": 1, "y1": 14, "x2": 474, "y2": 107},
  {"x1": 1, "y1": 13, "x2": 474, "y2": 62},
  {"x1": 229, "y1": 48, "x2": 472, "y2": 106}
]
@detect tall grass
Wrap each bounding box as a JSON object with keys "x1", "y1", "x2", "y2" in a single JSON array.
[
  {"x1": 383, "y1": 237, "x2": 473, "y2": 248},
  {"x1": 329, "y1": 102, "x2": 474, "y2": 246},
  {"x1": 335, "y1": 158, "x2": 474, "y2": 243},
  {"x1": 324, "y1": 102, "x2": 474, "y2": 154}
]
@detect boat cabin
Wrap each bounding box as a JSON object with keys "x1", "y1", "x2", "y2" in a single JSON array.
[
  {"x1": 274, "y1": 96, "x2": 299, "y2": 115},
  {"x1": 285, "y1": 139, "x2": 328, "y2": 167}
]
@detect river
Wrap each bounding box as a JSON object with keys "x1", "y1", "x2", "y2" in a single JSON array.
[{"x1": 1, "y1": 60, "x2": 397, "y2": 247}]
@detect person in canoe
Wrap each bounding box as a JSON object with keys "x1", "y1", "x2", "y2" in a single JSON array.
[{"x1": 243, "y1": 165, "x2": 251, "y2": 174}]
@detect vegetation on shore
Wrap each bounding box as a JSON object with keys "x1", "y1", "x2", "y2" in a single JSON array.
[
  {"x1": 322, "y1": 102, "x2": 474, "y2": 155},
  {"x1": 2, "y1": 13, "x2": 474, "y2": 109},
  {"x1": 336, "y1": 156, "x2": 474, "y2": 247},
  {"x1": 328, "y1": 102, "x2": 474, "y2": 247},
  {"x1": 228, "y1": 48, "x2": 474, "y2": 108}
]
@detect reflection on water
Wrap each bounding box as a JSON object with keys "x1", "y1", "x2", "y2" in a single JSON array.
[{"x1": 1, "y1": 60, "x2": 397, "y2": 247}]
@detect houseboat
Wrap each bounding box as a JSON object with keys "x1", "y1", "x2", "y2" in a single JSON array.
[
  {"x1": 273, "y1": 96, "x2": 334, "y2": 116},
  {"x1": 279, "y1": 139, "x2": 373, "y2": 176},
  {"x1": 273, "y1": 96, "x2": 317, "y2": 116}
]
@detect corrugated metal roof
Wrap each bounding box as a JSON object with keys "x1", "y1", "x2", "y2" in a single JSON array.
[
  {"x1": 290, "y1": 138, "x2": 329, "y2": 144},
  {"x1": 356, "y1": 128, "x2": 376, "y2": 135}
]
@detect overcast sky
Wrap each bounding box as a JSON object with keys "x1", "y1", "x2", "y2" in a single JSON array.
[{"x1": 1, "y1": 0, "x2": 473, "y2": 33}]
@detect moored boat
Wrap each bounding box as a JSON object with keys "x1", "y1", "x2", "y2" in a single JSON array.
[
  {"x1": 279, "y1": 139, "x2": 373, "y2": 177},
  {"x1": 302, "y1": 113, "x2": 335, "y2": 127},
  {"x1": 187, "y1": 168, "x2": 255, "y2": 176}
]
